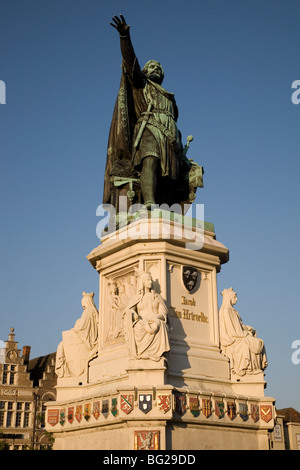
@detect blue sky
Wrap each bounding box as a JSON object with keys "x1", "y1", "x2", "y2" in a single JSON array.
[{"x1": 1, "y1": 0, "x2": 299, "y2": 411}]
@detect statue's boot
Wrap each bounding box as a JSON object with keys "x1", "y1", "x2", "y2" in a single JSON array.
[{"x1": 140, "y1": 156, "x2": 159, "y2": 209}]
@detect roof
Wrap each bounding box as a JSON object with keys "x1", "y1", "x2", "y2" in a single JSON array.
[
  {"x1": 277, "y1": 407, "x2": 300, "y2": 423},
  {"x1": 28, "y1": 352, "x2": 56, "y2": 387}
]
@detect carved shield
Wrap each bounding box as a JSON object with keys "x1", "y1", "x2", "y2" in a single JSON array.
[
  {"x1": 102, "y1": 399, "x2": 109, "y2": 417},
  {"x1": 84, "y1": 403, "x2": 91, "y2": 421},
  {"x1": 59, "y1": 408, "x2": 66, "y2": 426},
  {"x1": 202, "y1": 398, "x2": 212, "y2": 418},
  {"x1": 111, "y1": 397, "x2": 118, "y2": 417},
  {"x1": 67, "y1": 407, "x2": 74, "y2": 424},
  {"x1": 47, "y1": 409, "x2": 59, "y2": 427},
  {"x1": 157, "y1": 395, "x2": 171, "y2": 413},
  {"x1": 189, "y1": 397, "x2": 200, "y2": 417},
  {"x1": 250, "y1": 404, "x2": 260, "y2": 422},
  {"x1": 139, "y1": 394, "x2": 152, "y2": 414},
  {"x1": 227, "y1": 402, "x2": 236, "y2": 420},
  {"x1": 75, "y1": 405, "x2": 82, "y2": 423},
  {"x1": 182, "y1": 266, "x2": 198, "y2": 292},
  {"x1": 134, "y1": 431, "x2": 160, "y2": 450},
  {"x1": 175, "y1": 394, "x2": 187, "y2": 415},
  {"x1": 239, "y1": 403, "x2": 248, "y2": 421},
  {"x1": 260, "y1": 405, "x2": 272, "y2": 423},
  {"x1": 120, "y1": 395, "x2": 134, "y2": 414},
  {"x1": 93, "y1": 401, "x2": 100, "y2": 419},
  {"x1": 215, "y1": 401, "x2": 225, "y2": 419}
]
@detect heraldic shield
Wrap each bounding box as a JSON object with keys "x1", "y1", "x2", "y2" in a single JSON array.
[
  {"x1": 139, "y1": 394, "x2": 152, "y2": 414},
  {"x1": 182, "y1": 266, "x2": 199, "y2": 292}
]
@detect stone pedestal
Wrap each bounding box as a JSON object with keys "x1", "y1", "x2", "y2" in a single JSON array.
[{"x1": 46, "y1": 212, "x2": 275, "y2": 450}]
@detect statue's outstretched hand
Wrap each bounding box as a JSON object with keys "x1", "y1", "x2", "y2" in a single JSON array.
[{"x1": 110, "y1": 14, "x2": 130, "y2": 35}]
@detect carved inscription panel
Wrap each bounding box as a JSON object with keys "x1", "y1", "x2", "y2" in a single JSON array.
[{"x1": 167, "y1": 263, "x2": 212, "y2": 344}]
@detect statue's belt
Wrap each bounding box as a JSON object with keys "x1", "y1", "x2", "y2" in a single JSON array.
[{"x1": 136, "y1": 113, "x2": 178, "y2": 148}]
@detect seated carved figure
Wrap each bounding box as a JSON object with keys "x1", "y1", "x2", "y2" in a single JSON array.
[
  {"x1": 55, "y1": 292, "x2": 99, "y2": 378},
  {"x1": 219, "y1": 288, "x2": 267, "y2": 377},
  {"x1": 122, "y1": 272, "x2": 170, "y2": 361}
]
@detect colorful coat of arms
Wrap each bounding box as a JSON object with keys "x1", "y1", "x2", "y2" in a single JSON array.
[
  {"x1": 139, "y1": 394, "x2": 152, "y2": 414},
  {"x1": 227, "y1": 402, "x2": 236, "y2": 420},
  {"x1": 189, "y1": 397, "x2": 200, "y2": 417},
  {"x1": 67, "y1": 406, "x2": 74, "y2": 424},
  {"x1": 250, "y1": 404, "x2": 260, "y2": 422},
  {"x1": 239, "y1": 403, "x2": 248, "y2": 421},
  {"x1": 260, "y1": 405, "x2": 272, "y2": 423},
  {"x1": 93, "y1": 401, "x2": 100, "y2": 419},
  {"x1": 111, "y1": 397, "x2": 118, "y2": 417},
  {"x1": 84, "y1": 403, "x2": 91, "y2": 421},
  {"x1": 182, "y1": 266, "x2": 199, "y2": 292},
  {"x1": 202, "y1": 398, "x2": 212, "y2": 418},
  {"x1": 134, "y1": 431, "x2": 160, "y2": 450},
  {"x1": 215, "y1": 401, "x2": 225, "y2": 419},
  {"x1": 175, "y1": 394, "x2": 186, "y2": 415},
  {"x1": 59, "y1": 408, "x2": 66, "y2": 426},
  {"x1": 47, "y1": 409, "x2": 59, "y2": 427},
  {"x1": 157, "y1": 395, "x2": 171, "y2": 414},
  {"x1": 120, "y1": 395, "x2": 134, "y2": 414},
  {"x1": 102, "y1": 399, "x2": 109, "y2": 417},
  {"x1": 75, "y1": 405, "x2": 82, "y2": 423}
]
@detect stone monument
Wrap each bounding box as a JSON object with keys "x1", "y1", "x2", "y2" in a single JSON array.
[{"x1": 46, "y1": 15, "x2": 275, "y2": 450}]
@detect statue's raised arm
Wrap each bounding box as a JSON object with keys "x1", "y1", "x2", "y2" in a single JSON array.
[{"x1": 110, "y1": 15, "x2": 144, "y2": 87}]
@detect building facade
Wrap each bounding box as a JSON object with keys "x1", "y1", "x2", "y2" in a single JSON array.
[{"x1": 0, "y1": 328, "x2": 56, "y2": 450}]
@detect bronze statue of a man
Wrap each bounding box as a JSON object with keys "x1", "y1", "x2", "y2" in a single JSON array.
[{"x1": 103, "y1": 15, "x2": 192, "y2": 210}]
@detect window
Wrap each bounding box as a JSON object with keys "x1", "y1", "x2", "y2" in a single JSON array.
[
  {"x1": 9, "y1": 372, "x2": 15, "y2": 384},
  {"x1": 6, "y1": 411, "x2": 13, "y2": 427},
  {"x1": 24, "y1": 403, "x2": 30, "y2": 411},
  {"x1": 0, "y1": 411, "x2": 4, "y2": 426},
  {"x1": 16, "y1": 402, "x2": 22, "y2": 410},
  {"x1": 2, "y1": 372, "x2": 8, "y2": 384},
  {"x1": 23, "y1": 412, "x2": 30, "y2": 428},
  {"x1": 15, "y1": 411, "x2": 22, "y2": 427},
  {"x1": 7, "y1": 402, "x2": 13, "y2": 410},
  {"x1": 0, "y1": 401, "x2": 5, "y2": 409}
]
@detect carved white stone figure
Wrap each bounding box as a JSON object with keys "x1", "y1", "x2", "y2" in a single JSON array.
[
  {"x1": 122, "y1": 272, "x2": 170, "y2": 361},
  {"x1": 55, "y1": 292, "x2": 99, "y2": 378},
  {"x1": 219, "y1": 288, "x2": 267, "y2": 377}
]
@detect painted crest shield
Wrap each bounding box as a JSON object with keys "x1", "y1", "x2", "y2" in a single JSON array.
[
  {"x1": 189, "y1": 397, "x2": 200, "y2": 417},
  {"x1": 47, "y1": 409, "x2": 59, "y2": 427},
  {"x1": 93, "y1": 401, "x2": 100, "y2": 419},
  {"x1": 67, "y1": 406, "x2": 74, "y2": 424},
  {"x1": 134, "y1": 431, "x2": 160, "y2": 450},
  {"x1": 182, "y1": 266, "x2": 198, "y2": 292},
  {"x1": 75, "y1": 405, "x2": 82, "y2": 423},
  {"x1": 139, "y1": 394, "x2": 152, "y2": 414},
  {"x1": 250, "y1": 404, "x2": 260, "y2": 422},
  {"x1": 239, "y1": 403, "x2": 248, "y2": 421},
  {"x1": 215, "y1": 401, "x2": 225, "y2": 419},
  {"x1": 120, "y1": 395, "x2": 134, "y2": 414},
  {"x1": 59, "y1": 408, "x2": 66, "y2": 426},
  {"x1": 84, "y1": 403, "x2": 91, "y2": 421},
  {"x1": 202, "y1": 398, "x2": 212, "y2": 418},
  {"x1": 111, "y1": 397, "x2": 118, "y2": 417},
  {"x1": 260, "y1": 405, "x2": 272, "y2": 423},
  {"x1": 175, "y1": 394, "x2": 186, "y2": 415},
  {"x1": 157, "y1": 394, "x2": 171, "y2": 413},
  {"x1": 227, "y1": 402, "x2": 236, "y2": 420},
  {"x1": 102, "y1": 399, "x2": 109, "y2": 417}
]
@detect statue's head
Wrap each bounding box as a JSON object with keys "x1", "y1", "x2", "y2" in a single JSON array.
[
  {"x1": 221, "y1": 287, "x2": 237, "y2": 306},
  {"x1": 138, "y1": 271, "x2": 153, "y2": 292},
  {"x1": 142, "y1": 60, "x2": 164, "y2": 84}
]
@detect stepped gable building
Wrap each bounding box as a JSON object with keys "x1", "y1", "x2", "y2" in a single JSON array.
[{"x1": 0, "y1": 328, "x2": 56, "y2": 450}]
